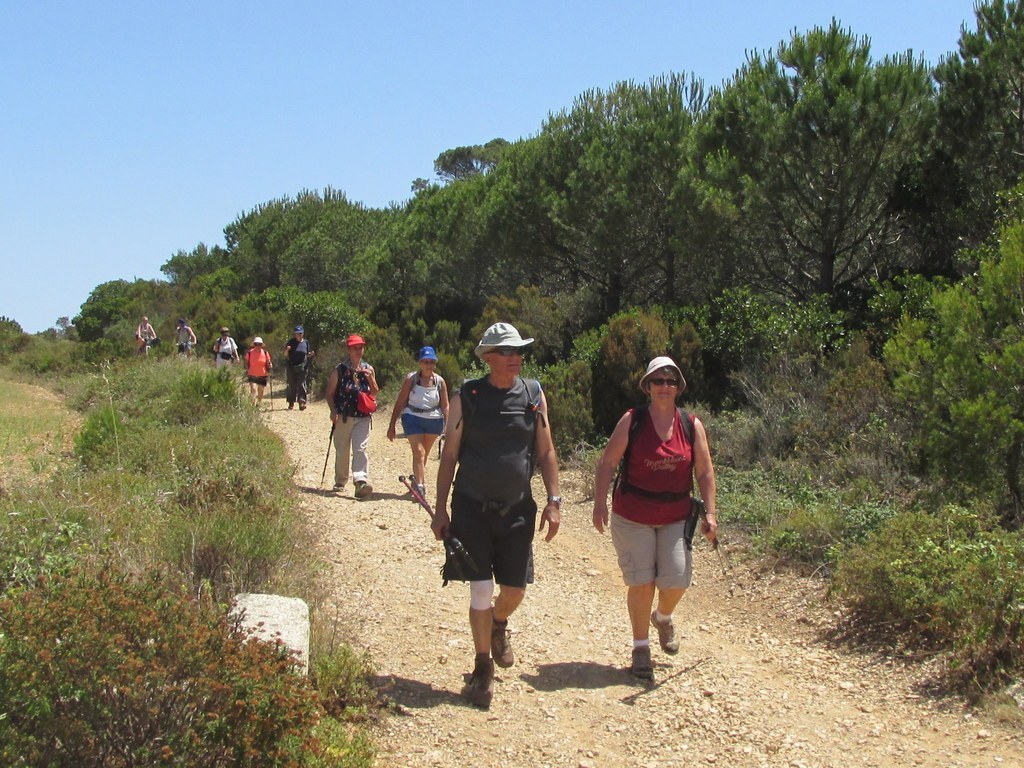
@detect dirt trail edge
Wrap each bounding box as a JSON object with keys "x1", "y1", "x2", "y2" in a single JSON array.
[{"x1": 264, "y1": 400, "x2": 1023, "y2": 768}]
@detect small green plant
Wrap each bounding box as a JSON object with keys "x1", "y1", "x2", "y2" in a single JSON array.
[
  {"x1": 539, "y1": 359, "x2": 595, "y2": 458},
  {"x1": 0, "y1": 567, "x2": 321, "y2": 766},
  {"x1": 833, "y1": 506, "x2": 1024, "y2": 689},
  {"x1": 312, "y1": 644, "x2": 383, "y2": 721}
]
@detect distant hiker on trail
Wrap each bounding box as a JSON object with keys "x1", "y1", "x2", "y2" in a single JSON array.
[
  {"x1": 591, "y1": 356, "x2": 718, "y2": 680},
  {"x1": 325, "y1": 334, "x2": 378, "y2": 499},
  {"x1": 136, "y1": 316, "x2": 156, "y2": 355},
  {"x1": 433, "y1": 322, "x2": 560, "y2": 710},
  {"x1": 175, "y1": 319, "x2": 197, "y2": 358},
  {"x1": 283, "y1": 325, "x2": 315, "y2": 410},
  {"x1": 213, "y1": 327, "x2": 239, "y2": 368},
  {"x1": 387, "y1": 345, "x2": 449, "y2": 499},
  {"x1": 245, "y1": 337, "x2": 273, "y2": 406}
]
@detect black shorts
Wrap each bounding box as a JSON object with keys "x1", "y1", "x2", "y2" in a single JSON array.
[
  {"x1": 248, "y1": 376, "x2": 268, "y2": 386},
  {"x1": 445, "y1": 493, "x2": 536, "y2": 587}
]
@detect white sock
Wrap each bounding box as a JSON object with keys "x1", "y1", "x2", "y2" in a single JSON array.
[
  {"x1": 633, "y1": 639, "x2": 650, "y2": 649},
  {"x1": 655, "y1": 611, "x2": 671, "y2": 624}
]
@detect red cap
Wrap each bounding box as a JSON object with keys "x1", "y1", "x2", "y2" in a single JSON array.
[{"x1": 346, "y1": 334, "x2": 367, "y2": 347}]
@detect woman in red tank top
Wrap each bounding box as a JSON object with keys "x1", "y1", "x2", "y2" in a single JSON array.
[{"x1": 592, "y1": 356, "x2": 719, "y2": 679}]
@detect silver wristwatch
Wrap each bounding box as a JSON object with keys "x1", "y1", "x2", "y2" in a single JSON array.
[{"x1": 547, "y1": 495, "x2": 562, "y2": 506}]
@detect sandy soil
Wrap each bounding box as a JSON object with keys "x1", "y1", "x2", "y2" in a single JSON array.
[{"x1": 263, "y1": 396, "x2": 1024, "y2": 768}]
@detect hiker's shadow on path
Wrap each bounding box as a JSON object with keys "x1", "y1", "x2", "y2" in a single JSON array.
[
  {"x1": 519, "y1": 661, "x2": 627, "y2": 692},
  {"x1": 374, "y1": 674, "x2": 467, "y2": 711}
]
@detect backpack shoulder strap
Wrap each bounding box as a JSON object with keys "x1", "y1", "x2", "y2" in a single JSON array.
[
  {"x1": 679, "y1": 408, "x2": 694, "y2": 446},
  {"x1": 455, "y1": 377, "x2": 484, "y2": 431},
  {"x1": 613, "y1": 405, "x2": 649, "y2": 493}
]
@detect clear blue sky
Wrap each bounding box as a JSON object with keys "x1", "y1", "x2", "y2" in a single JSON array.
[{"x1": 1, "y1": 1, "x2": 975, "y2": 333}]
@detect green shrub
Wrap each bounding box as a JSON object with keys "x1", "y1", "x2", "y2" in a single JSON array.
[
  {"x1": 11, "y1": 335, "x2": 78, "y2": 376},
  {"x1": 0, "y1": 497, "x2": 86, "y2": 594},
  {"x1": 73, "y1": 403, "x2": 122, "y2": 469},
  {"x1": 168, "y1": 366, "x2": 242, "y2": 425},
  {"x1": 539, "y1": 359, "x2": 595, "y2": 458},
  {"x1": 311, "y1": 644, "x2": 382, "y2": 721},
  {"x1": 305, "y1": 718, "x2": 376, "y2": 768},
  {"x1": 434, "y1": 350, "x2": 464, "y2": 390},
  {"x1": 833, "y1": 506, "x2": 1024, "y2": 687},
  {"x1": 0, "y1": 317, "x2": 28, "y2": 364},
  {"x1": 592, "y1": 311, "x2": 671, "y2": 434},
  {"x1": 0, "y1": 568, "x2": 320, "y2": 767}
]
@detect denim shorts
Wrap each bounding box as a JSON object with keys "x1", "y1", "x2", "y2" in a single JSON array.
[{"x1": 401, "y1": 413, "x2": 444, "y2": 436}]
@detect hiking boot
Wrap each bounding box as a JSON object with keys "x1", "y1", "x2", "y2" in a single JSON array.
[
  {"x1": 287, "y1": 403, "x2": 294, "y2": 410},
  {"x1": 630, "y1": 646, "x2": 653, "y2": 679},
  {"x1": 462, "y1": 657, "x2": 494, "y2": 709},
  {"x1": 651, "y1": 611, "x2": 679, "y2": 654},
  {"x1": 491, "y1": 615, "x2": 514, "y2": 668},
  {"x1": 299, "y1": 403, "x2": 307, "y2": 410},
  {"x1": 354, "y1": 480, "x2": 373, "y2": 499}
]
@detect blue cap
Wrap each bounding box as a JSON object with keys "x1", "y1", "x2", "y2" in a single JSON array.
[
  {"x1": 294, "y1": 325, "x2": 304, "y2": 333},
  {"x1": 417, "y1": 345, "x2": 438, "y2": 361}
]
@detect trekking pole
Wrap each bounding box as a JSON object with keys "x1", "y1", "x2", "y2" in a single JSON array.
[
  {"x1": 268, "y1": 372, "x2": 274, "y2": 411},
  {"x1": 711, "y1": 537, "x2": 733, "y2": 576},
  {"x1": 320, "y1": 423, "x2": 335, "y2": 487},
  {"x1": 399, "y1": 475, "x2": 477, "y2": 582}
]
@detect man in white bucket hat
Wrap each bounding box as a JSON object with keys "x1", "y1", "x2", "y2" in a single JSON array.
[{"x1": 434, "y1": 322, "x2": 561, "y2": 709}]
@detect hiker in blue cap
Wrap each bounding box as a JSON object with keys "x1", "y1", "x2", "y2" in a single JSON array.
[
  {"x1": 283, "y1": 325, "x2": 315, "y2": 410},
  {"x1": 387, "y1": 345, "x2": 450, "y2": 497}
]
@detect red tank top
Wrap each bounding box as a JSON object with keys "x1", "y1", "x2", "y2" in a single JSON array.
[{"x1": 612, "y1": 408, "x2": 694, "y2": 525}]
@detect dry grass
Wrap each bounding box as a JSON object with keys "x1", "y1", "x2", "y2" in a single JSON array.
[{"x1": 0, "y1": 371, "x2": 79, "y2": 490}]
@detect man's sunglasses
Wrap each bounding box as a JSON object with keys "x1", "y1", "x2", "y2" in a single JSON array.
[
  {"x1": 648, "y1": 378, "x2": 680, "y2": 387},
  {"x1": 492, "y1": 347, "x2": 524, "y2": 357}
]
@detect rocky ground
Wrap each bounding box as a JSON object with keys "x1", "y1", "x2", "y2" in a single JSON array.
[{"x1": 264, "y1": 397, "x2": 1023, "y2": 768}]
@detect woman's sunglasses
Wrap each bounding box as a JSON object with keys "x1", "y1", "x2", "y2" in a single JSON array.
[{"x1": 648, "y1": 378, "x2": 680, "y2": 387}]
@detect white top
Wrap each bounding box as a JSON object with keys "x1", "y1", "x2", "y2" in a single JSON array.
[{"x1": 403, "y1": 374, "x2": 443, "y2": 419}]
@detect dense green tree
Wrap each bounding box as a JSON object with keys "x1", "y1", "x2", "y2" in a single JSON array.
[
  {"x1": 73, "y1": 280, "x2": 134, "y2": 343},
  {"x1": 929, "y1": 0, "x2": 1024, "y2": 264},
  {"x1": 700, "y1": 21, "x2": 933, "y2": 304},
  {"x1": 492, "y1": 75, "x2": 709, "y2": 318},
  {"x1": 885, "y1": 194, "x2": 1024, "y2": 526},
  {"x1": 223, "y1": 187, "x2": 387, "y2": 300},
  {"x1": 383, "y1": 173, "x2": 519, "y2": 325},
  {"x1": 434, "y1": 138, "x2": 509, "y2": 183},
  {"x1": 160, "y1": 243, "x2": 228, "y2": 287}
]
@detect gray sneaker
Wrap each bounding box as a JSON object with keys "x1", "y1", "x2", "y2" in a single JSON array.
[
  {"x1": 354, "y1": 480, "x2": 373, "y2": 499},
  {"x1": 650, "y1": 612, "x2": 679, "y2": 654},
  {"x1": 463, "y1": 657, "x2": 494, "y2": 709},
  {"x1": 631, "y1": 646, "x2": 653, "y2": 679}
]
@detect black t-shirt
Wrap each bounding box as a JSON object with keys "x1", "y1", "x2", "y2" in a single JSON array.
[
  {"x1": 285, "y1": 338, "x2": 311, "y2": 367},
  {"x1": 454, "y1": 377, "x2": 540, "y2": 504}
]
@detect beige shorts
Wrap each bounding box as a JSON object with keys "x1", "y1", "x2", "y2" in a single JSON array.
[{"x1": 610, "y1": 512, "x2": 693, "y2": 589}]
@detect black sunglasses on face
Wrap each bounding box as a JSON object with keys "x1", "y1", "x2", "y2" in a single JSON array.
[
  {"x1": 492, "y1": 347, "x2": 524, "y2": 357},
  {"x1": 648, "y1": 378, "x2": 680, "y2": 387}
]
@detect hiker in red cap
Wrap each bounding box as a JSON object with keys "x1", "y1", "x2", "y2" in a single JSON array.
[{"x1": 325, "y1": 333, "x2": 379, "y2": 499}]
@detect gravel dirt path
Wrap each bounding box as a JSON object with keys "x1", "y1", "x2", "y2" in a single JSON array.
[{"x1": 264, "y1": 397, "x2": 1023, "y2": 768}]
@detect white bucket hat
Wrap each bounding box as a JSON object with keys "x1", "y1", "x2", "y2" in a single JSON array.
[
  {"x1": 474, "y1": 322, "x2": 534, "y2": 358},
  {"x1": 252, "y1": 337, "x2": 264, "y2": 345},
  {"x1": 639, "y1": 356, "x2": 687, "y2": 393}
]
